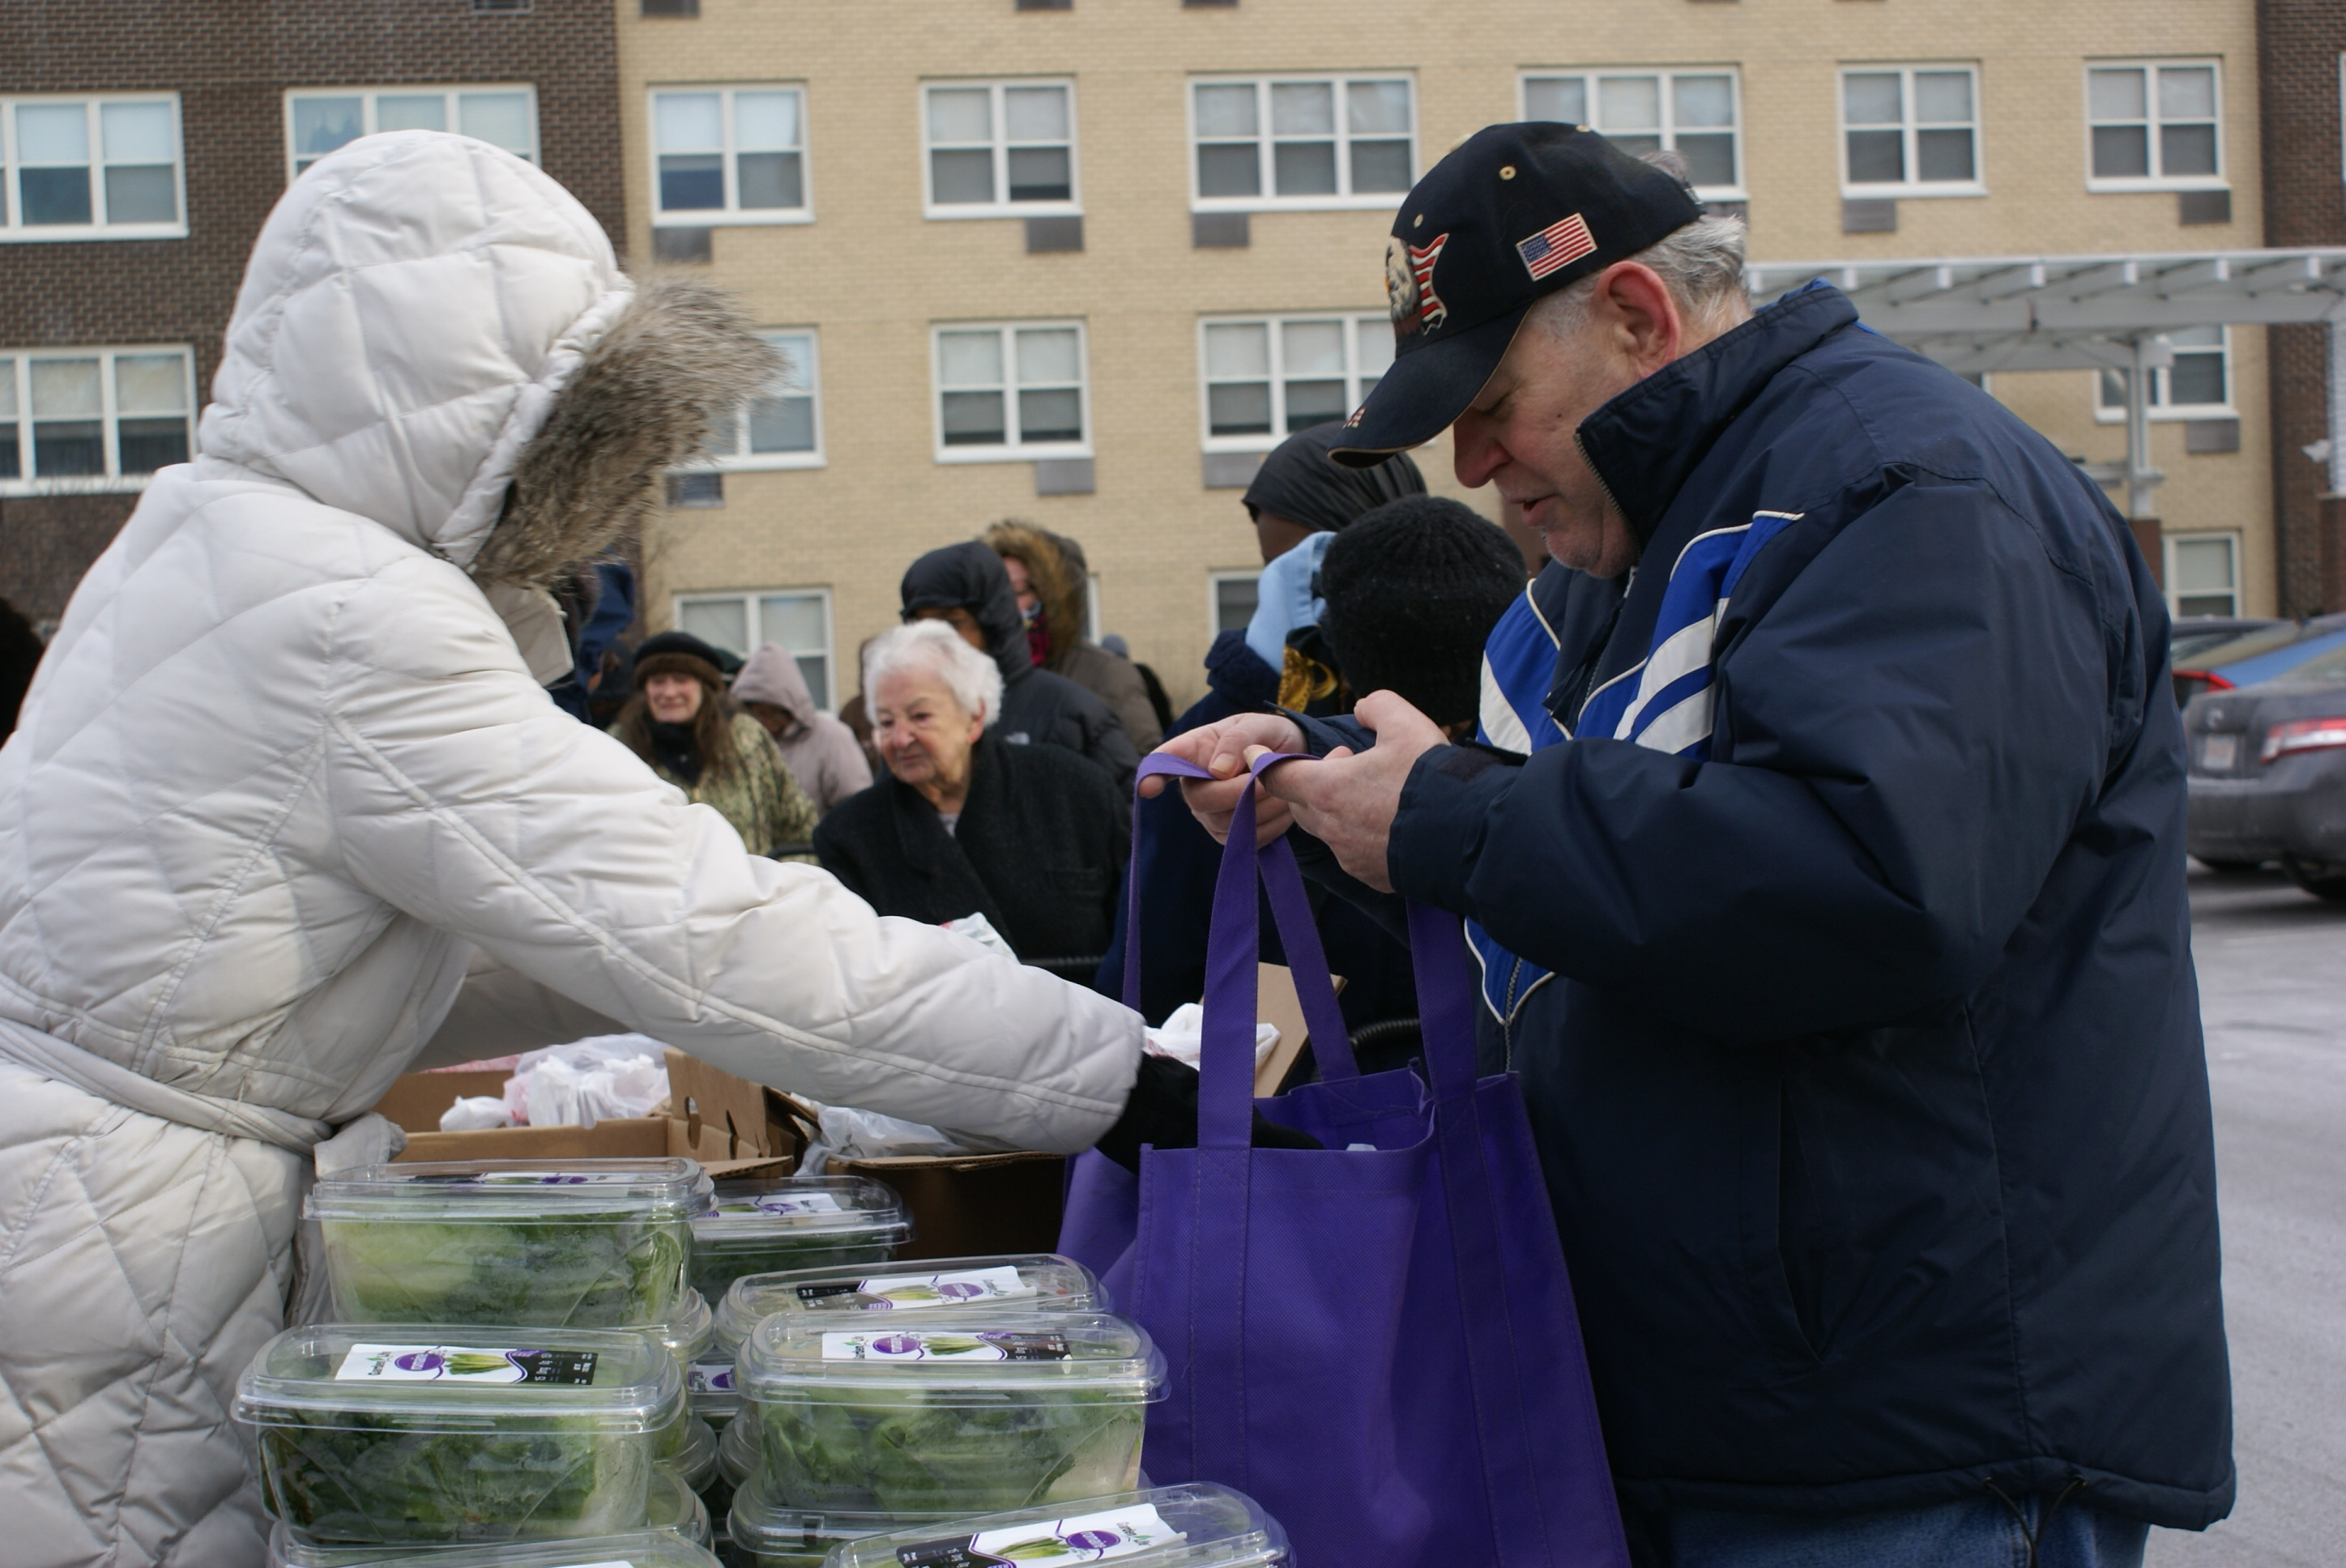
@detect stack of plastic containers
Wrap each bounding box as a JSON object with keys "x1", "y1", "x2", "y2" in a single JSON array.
[
  {"x1": 237, "y1": 1158, "x2": 725, "y2": 1562},
  {"x1": 687, "y1": 1176, "x2": 909, "y2": 1307},
  {"x1": 827, "y1": 1484, "x2": 1290, "y2": 1568}
]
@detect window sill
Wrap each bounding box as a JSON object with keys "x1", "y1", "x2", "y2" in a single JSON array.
[
  {"x1": 0, "y1": 475, "x2": 155, "y2": 496},
  {"x1": 934, "y1": 444, "x2": 1093, "y2": 465},
  {"x1": 1201, "y1": 437, "x2": 1286, "y2": 456},
  {"x1": 693, "y1": 454, "x2": 828, "y2": 472},
  {"x1": 2092, "y1": 406, "x2": 2237, "y2": 425},
  {"x1": 1837, "y1": 183, "x2": 1987, "y2": 201},
  {"x1": 651, "y1": 211, "x2": 814, "y2": 228},
  {"x1": 1691, "y1": 186, "x2": 1749, "y2": 204},
  {"x1": 923, "y1": 202, "x2": 1082, "y2": 221},
  {"x1": 2084, "y1": 178, "x2": 2229, "y2": 195},
  {"x1": 1, "y1": 224, "x2": 189, "y2": 244},
  {"x1": 1190, "y1": 194, "x2": 1405, "y2": 214}
]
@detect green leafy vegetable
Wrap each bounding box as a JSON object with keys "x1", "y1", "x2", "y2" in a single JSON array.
[
  {"x1": 689, "y1": 1238, "x2": 895, "y2": 1306},
  {"x1": 757, "y1": 1388, "x2": 1145, "y2": 1514},
  {"x1": 322, "y1": 1214, "x2": 690, "y2": 1327}
]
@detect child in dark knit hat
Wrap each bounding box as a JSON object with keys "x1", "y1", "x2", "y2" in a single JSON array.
[{"x1": 1316, "y1": 496, "x2": 1528, "y2": 738}]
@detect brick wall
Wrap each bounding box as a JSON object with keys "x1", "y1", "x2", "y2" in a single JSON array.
[
  {"x1": 2258, "y1": 0, "x2": 2346, "y2": 615},
  {"x1": 0, "y1": 0, "x2": 622, "y2": 625}
]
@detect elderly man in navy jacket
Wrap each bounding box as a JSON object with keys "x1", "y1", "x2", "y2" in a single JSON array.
[{"x1": 1156, "y1": 125, "x2": 2230, "y2": 1568}]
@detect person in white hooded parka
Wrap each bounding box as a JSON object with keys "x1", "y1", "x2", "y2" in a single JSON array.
[{"x1": 0, "y1": 133, "x2": 1149, "y2": 1566}]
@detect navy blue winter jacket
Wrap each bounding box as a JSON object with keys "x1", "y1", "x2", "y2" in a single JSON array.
[{"x1": 1298, "y1": 284, "x2": 2232, "y2": 1528}]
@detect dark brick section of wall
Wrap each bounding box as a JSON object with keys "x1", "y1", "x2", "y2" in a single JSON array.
[
  {"x1": 0, "y1": 0, "x2": 622, "y2": 622},
  {"x1": 2258, "y1": 0, "x2": 2346, "y2": 615}
]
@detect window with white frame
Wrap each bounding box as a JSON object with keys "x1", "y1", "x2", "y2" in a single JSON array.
[
  {"x1": 287, "y1": 87, "x2": 535, "y2": 179},
  {"x1": 693, "y1": 330, "x2": 822, "y2": 468},
  {"x1": 673, "y1": 589, "x2": 836, "y2": 711},
  {"x1": 2096, "y1": 326, "x2": 2231, "y2": 420},
  {"x1": 2086, "y1": 62, "x2": 2221, "y2": 189},
  {"x1": 1521, "y1": 70, "x2": 1742, "y2": 198},
  {"x1": 932, "y1": 322, "x2": 1089, "y2": 460},
  {"x1": 1200, "y1": 314, "x2": 1393, "y2": 449},
  {"x1": 923, "y1": 81, "x2": 1077, "y2": 215},
  {"x1": 1190, "y1": 77, "x2": 1415, "y2": 209},
  {"x1": 2, "y1": 95, "x2": 184, "y2": 239},
  {"x1": 0, "y1": 347, "x2": 194, "y2": 492},
  {"x1": 650, "y1": 86, "x2": 808, "y2": 223},
  {"x1": 1211, "y1": 572, "x2": 1260, "y2": 636},
  {"x1": 2165, "y1": 533, "x2": 2238, "y2": 619},
  {"x1": 1840, "y1": 66, "x2": 1982, "y2": 194}
]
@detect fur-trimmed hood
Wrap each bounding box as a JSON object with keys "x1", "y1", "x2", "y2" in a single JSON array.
[{"x1": 983, "y1": 520, "x2": 1086, "y2": 674}]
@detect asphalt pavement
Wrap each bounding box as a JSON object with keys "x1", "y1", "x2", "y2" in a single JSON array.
[{"x1": 2145, "y1": 866, "x2": 2346, "y2": 1568}]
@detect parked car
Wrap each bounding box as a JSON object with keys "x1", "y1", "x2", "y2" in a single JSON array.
[
  {"x1": 2172, "y1": 612, "x2": 2346, "y2": 708},
  {"x1": 2183, "y1": 642, "x2": 2346, "y2": 897},
  {"x1": 2169, "y1": 616, "x2": 2281, "y2": 667}
]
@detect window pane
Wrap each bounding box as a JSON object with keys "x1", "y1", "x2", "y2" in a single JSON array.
[
  {"x1": 117, "y1": 418, "x2": 187, "y2": 475},
  {"x1": 659, "y1": 154, "x2": 724, "y2": 211},
  {"x1": 1017, "y1": 388, "x2": 1082, "y2": 442},
  {"x1": 941, "y1": 390, "x2": 1007, "y2": 445},
  {"x1": 1674, "y1": 75, "x2": 1734, "y2": 129},
  {"x1": 1273, "y1": 141, "x2": 1337, "y2": 195},
  {"x1": 2089, "y1": 67, "x2": 2147, "y2": 122},
  {"x1": 2160, "y1": 124, "x2": 2218, "y2": 177},
  {"x1": 1197, "y1": 143, "x2": 1260, "y2": 198},
  {"x1": 1270, "y1": 83, "x2": 1334, "y2": 136},
  {"x1": 2173, "y1": 538, "x2": 2235, "y2": 593},
  {"x1": 2169, "y1": 326, "x2": 2224, "y2": 348},
  {"x1": 1006, "y1": 146, "x2": 1071, "y2": 202},
  {"x1": 1004, "y1": 86, "x2": 1068, "y2": 143},
  {"x1": 0, "y1": 426, "x2": 16, "y2": 481},
  {"x1": 28, "y1": 359, "x2": 100, "y2": 417},
  {"x1": 655, "y1": 92, "x2": 722, "y2": 152},
  {"x1": 1193, "y1": 83, "x2": 1258, "y2": 138},
  {"x1": 680, "y1": 599, "x2": 751, "y2": 657},
  {"x1": 459, "y1": 90, "x2": 532, "y2": 155},
  {"x1": 1523, "y1": 77, "x2": 1587, "y2": 125},
  {"x1": 930, "y1": 148, "x2": 994, "y2": 204},
  {"x1": 737, "y1": 151, "x2": 803, "y2": 208},
  {"x1": 1846, "y1": 129, "x2": 1904, "y2": 184},
  {"x1": 1283, "y1": 381, "x2": 1347, "y2": 430},
  {"x1": 1350, "y1": 140, "x2": 1411, "y2": 192},
  {"x1": 926, "y1": 87, "x2": 992, "y2": 144},
  {"x1": 2169, "y1": 352, "x2": 2225, "y2": 406},
  {"x1": 100, "y1": 101, "x2": 173, "y2": 164},
  {"x1": 2178, "y1": 593, "x2": 2235, "y2": 618},
  {"x1": 1346, "y1": 81, "x2": 1410, "y2": 134},
  {"x1": 761, "y1": 594, "x2": 828, "y2": 651},
  {"x1": 292, "y1": 96, "x2": 364, "y2": 159},
  {"x1": 1208, "y1": 381, "x2": 1272, "y2": 437},
  {"x1": 938, "y1": 331, "x2": 1004, "y2": 387},
  {"x1": 766, "y1": 334, "x2": 814, "y2": 391},
  {"x1": 17, "y1": 103, "x2": 90, "y2": 164},
  {"x1": 1354, "y1": 320, "x2": 1393, "y2": 381},
  {"x1": 32, "y1": 421, "x2": 104, "y2": 476},
  {"x1": 794, "y1": 655, "x2": 830, "y2": 712},
  {"x1": 377, "y1": 95, "x2": 446, "y2": 134},
  {"x1": 1015, "y1": 327, "x2": 1081, "y2": 384},
  {"x1": 105, "y1": 165, "x2": 176, "y2": 224},
  {"x1": 2092, "y1": 125, "x2": 2150, "y2": 178},
  {"x1": 21, "y1": 167, "x2": 92, "y2": 224},
  {"x1": 0, "y1": 360, "x2": 14, "y2": 416},
  {"x1": 1606, "y1": 134, "x2": 1662, "y2": 160},
  {"x1": 2159, "y1": 66, "x2": 2216, "y2": 120},
  {"x1": 1842, "y1": 73, "x2": 1903, "y2": 126},
  {"x1": 1678, "y1": 133, "x2": 1736, "y2": 188},
  {"x1": 114, "y1": 354, "x2": 186, "y2": 415},
  {"x1": 1597, "y1": 76, "x2": 1660, "y2": 131},
  {"x1": 1282, "y1": 320, "x2": 1344, "y2": 376},
  {"x1": 1914, "y1": 71, "x2": 1973, "y2": 124},
  {"x1": 748, "y1": 394, "x2": 814, "y2": 452},
  {"x1": 2099, "y1": 368, "x2": 2129, "y2": 409},
  {"x1": 1216, "y1": 577, "x2": 1259, "y2": 634},
  {"x1": 735, "y1": 91, "x2": 800, "y2": 151},
  {"x1": 1205, "y1": 322, "x2": 1269, "y2": 379},
  {"x1": 1916, "y1": 128, "x2": 1974, "y2": 181}
]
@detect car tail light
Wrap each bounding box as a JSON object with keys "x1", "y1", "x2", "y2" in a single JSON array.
[
  {"x1": 2261, "y1": 715, "x2": 2346, "y2": 763},
  {"x1": 2173, "y1": 671, "x2": 2232, "y2": 707}
]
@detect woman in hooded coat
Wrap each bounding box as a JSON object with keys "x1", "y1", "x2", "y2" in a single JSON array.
[
  {"x1": 611, "y1": 628, "x2": 821, "y2": 856},
  {"x1": 730, "y1": 641, "x2": 872, "y2": 814},
  {"x1": 980, "y1": 522, "x2": 1163, "y2": 752},
  {"x1": 0, "y1": 132, "x2": 1150, "y2": 1568}
]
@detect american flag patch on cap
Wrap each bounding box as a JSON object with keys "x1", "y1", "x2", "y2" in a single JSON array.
[{"x1": 1517, "y1": 213, "x2": 1597, "y2": 281}]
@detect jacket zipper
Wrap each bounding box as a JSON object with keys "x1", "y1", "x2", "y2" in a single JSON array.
[{"x1": 1573, "y1": 426, "x2": 1632, "y2": 536}]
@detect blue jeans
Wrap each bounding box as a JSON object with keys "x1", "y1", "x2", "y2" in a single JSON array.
[{"x1": 1657, "y1": 1493, "x2": 2149, "y2": 1568}]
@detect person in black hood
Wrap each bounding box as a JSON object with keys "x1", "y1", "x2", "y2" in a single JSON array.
[
  {"x1": 1242, "y1": 420, "x2": 1427, "y2": 565},
  {"x1": 899, "y1": 540, "x2": 1138, "y2": 795}
]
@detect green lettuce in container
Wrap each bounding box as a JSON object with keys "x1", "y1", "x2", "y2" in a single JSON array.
[
  {"x1": 264, "y1": 1470, "x2": 710, "y2": 1564},
  {"x1": 234, "y1": 1324, "x2": 683, "y2": 1545},
  {"x1": 830, "y1": 1484, "x2": 1291, "y2": 1568},
  {"x1": 266, "y1": 1531, "x2": 722, "y2": 1568},
  {"x1": 736, "y1": 1311, "x2": 1163, "y2": 1515},
  {"x1": 712, "y1": 1253, "x2": 1105, "y2": 1356},
  {"x1": 309, "y1": 1159, "x2": 710, "y2": 1329},
  {"x1": 724, "y1": 1470, "x2": 958, "y2": 1568},
  {"x1": 688, "y1": 1176, "x2": 907, "y2": 1306}
]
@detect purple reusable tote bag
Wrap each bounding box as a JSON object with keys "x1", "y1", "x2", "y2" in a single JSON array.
[{"x1": 1059, "y1": 753, "x2": 1629, "y2": 1568}]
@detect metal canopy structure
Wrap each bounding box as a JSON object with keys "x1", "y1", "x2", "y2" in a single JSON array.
[{"x1": 1744, "y1": 249, "x2": 2346, "y2": 517}]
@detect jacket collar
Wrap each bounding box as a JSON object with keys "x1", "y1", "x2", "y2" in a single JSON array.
[
  {"x1": 887, "y1": 736, "x2": 998, "y2": 876},
  {"x1": 1574, "y1": 283, "x2": 1859, "y2": 548}
]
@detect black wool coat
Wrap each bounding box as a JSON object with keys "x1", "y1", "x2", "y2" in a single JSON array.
[{"x1": 814, "y1": 734, "x2": 1128, "y2": 963}]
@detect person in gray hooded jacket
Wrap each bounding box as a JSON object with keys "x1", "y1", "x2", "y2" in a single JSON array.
[{"x1": 733, "y1": 642, "x2": 872, "y2": 814}]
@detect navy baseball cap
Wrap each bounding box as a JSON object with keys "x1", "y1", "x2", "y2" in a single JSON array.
[{"x1": 1330, "y1": 122, "x2": 1703, "y2": 467}]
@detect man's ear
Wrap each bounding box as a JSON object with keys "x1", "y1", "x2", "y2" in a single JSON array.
[{"x1": 1599, "y1": 262, "x2": 1684, "y2": 375}]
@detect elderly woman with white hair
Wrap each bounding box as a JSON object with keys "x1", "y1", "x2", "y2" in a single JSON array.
[{"x1": 816, "y1": 620, "x2": 1126, "y2": 970}]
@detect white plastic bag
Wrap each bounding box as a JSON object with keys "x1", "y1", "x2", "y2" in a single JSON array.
[
  {"x1": 792, "y1": 1099, "x2": 975, "y2": 1177},
  {"x1": 438, "y1": 1095, "x2": 514, "y2": 1132},
  {"x1": 1142, "y1": 1002, "x2": 1280, "y2": 1074},
  {"x1": 941, "y1": 911, "x2": 1019, "y2": 961},
  {"x1": 501, "y1": 1034, "x2": 672, "y2": 1128}
]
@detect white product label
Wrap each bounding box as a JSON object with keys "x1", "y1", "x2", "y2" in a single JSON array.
[
  {"x1": 334, "y1": 1343, "x2": 599, "y2": 1386},
  {"x1": 686, "y1": 1361, "x2": 735, "y2": 1394},
  {"x1": 541, "y1": 1562, "x2": 635, "y2": 1568},
  {"x1": 892, "y1": 1503, "x2": 1184, "y2": 1565},
  {"x1": 400, "y1": 1170, "x2": 640, "y2": 1188},
  {"x1": 713, "y1": 1191, "x2": 845, "y2": 1219},
  {"x1": 820, "y1": 1328, "x2": 1070, "y2": 1363},
  {"x1": 794, "y1": 1265, "x2": 1035, "y2": 1312}
]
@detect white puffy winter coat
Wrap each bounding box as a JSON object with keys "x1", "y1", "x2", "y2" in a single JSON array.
[{"x1": 0, "y1": 132, "x2": 1141, "y2": 1567}]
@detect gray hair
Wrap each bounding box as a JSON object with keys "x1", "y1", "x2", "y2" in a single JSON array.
[
  {"x1": 1532, "y1": 210, "x2": 1751, "y2": 341},
  {"x1": 863, "y1": 620, "x2": 1004, "y2": 729}
]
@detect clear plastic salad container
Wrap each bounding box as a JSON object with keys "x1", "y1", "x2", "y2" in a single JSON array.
[
  {"x1": 646, "y1": 1288, "x2": 714, "y2": 1374},
  {"x1": 688, "y1": 1176, "x2": 908, "y2": 1305},
  {"x1": 267, "y1": 1532, "x2": 723, "y2": 1568},
  {"x1": 646, "y1": 1464, "x2": 714, "y2": 1548},
  {"x1": 827, "y1": 1485, "x2": 1290, "y2": 1568},
  {"x1": 658, "y1": 1411, "x2": 719, "y2": 1492},
  {"x1": 265, "y1": 1469, "x2": 710, "y2": 1563},
  {"x1": 725, "y1": 1471, "x2": 958, "y2": 1568},
  {"x1": 235, "y1": 1323, "x2": 685, "y2": 1545},
  {"x1": 736, "y1": 1310, "x2": 1165, "y2": 1514},
  {"x1": 308, "y1": 1159, "x2": 710, "y2": 1329},
  {"x1": 713, "y1": 1253, "x2": 1105, "y2": 1353}
]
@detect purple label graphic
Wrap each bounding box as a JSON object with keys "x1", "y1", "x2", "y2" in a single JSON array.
[
  {"x1": 936, "y1": 1282, "x2": 983, "y2": 1300},
  {"x1": 1064, "y1": 1530, "x2": 1123, "y2": 1549},
  {"x1": 872, "y1": 1336, "x2": 923, "y2": 1355},
  {"x1": 391, "y1": 1352, "x2": 445, "y2": 1374}
]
